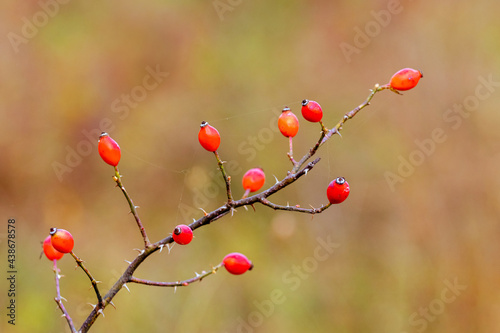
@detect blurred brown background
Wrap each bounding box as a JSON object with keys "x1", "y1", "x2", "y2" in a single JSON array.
[{"x1": 1, "y1": 0, "x2": 500, "y2": 332}]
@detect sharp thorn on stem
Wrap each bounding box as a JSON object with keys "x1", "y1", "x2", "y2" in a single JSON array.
[{"x1": 123, "y1": 284, "x2": 130, "y2": 292}]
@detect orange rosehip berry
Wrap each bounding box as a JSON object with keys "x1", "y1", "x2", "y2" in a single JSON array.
[
  {"x1": 389, "y1": 68, "x2": 423, "y2": 91},
  {"x1": 222, "y1": 252, "x2": 253, "y2": 275},
  {"x1": 43, "y1": 235, "x2": 64, "y2": 261},
  {"x1": 278, "y1": 107, "x2": 299, "y2": 138},
  {"x1": 98, "y1": 132, "x2": 121, "y2": 166},
  {"x1": 49, "y1": 228, "x2": 74, "y2": 253},
  {"x1": 242, "y1": 168, "x2": 265, "y2": 193},
  {"x1": 198, "y1": 121, "x2": 221, "y2": 152}
]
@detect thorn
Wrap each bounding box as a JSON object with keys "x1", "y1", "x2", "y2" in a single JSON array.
[
  {"x1": 243, "y1": 205, "x2": 249, "y2": 211},
  {"x1": 167, "y1": 244, "x2": 173, "y2": 254},
  {"x1": 98, "y1": 308, "x2": 105, "y2": 317},
  {"x1": 304, "y1": 169, "x2": 308, "y2": 175},
  {"x1": 174, "y1": 286, "x2": 177, "y2": 294},
  {"x1": 88, "y1": 303, "x2": 96, "y2": 309},
  {"x1": 309, "y1": 204, "x2": 315, "y2": 209},
  {"x1": 230, "y1": 207, "x2": 237, "y2": 216},
  {"x1": 133, "y1": 248, "x2": 142, "y2": 253},
  {"x1": 199, "y1": 208, "x2": 208, "y2": 216},
  {"x1": 192, "y1": 218, "x2": 196, "y2": 222},
  {"x1": 274, "y1": 175, "x2": 279, "y2": 184},
  {"x1": 124, "y1": 260, "x2": 132, "y2": 264},
  {"x1": 60, "y1": 296, "x2": 68, "y2": 302},
  {"x1": 195, "y1": 272, "x2": 201, "y2": 277},
  {"x1": 134, "y1": 205, "x2": 140, "y2": 209},
  {"x1": 123, "y1": 284, "x2": 130, "y2": 292},
  {"x1": 57, "y1": 273, "x2": 64, "y2": 279},
  {"x1": 337, "y1": 131, "x2": 343, "y2": 139},
  {"x1": 108, "y1": 301, "x2": 116, "y2": 309},
  {"x1": 250, "y1": 204, "x2": 256, "y2": 212},
  {"x1": 158, "y1": 244, "x2": 164, "y2": 253}
]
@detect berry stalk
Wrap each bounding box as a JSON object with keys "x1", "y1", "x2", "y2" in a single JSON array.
[
  {"x1": 214, "y1": 151, "x2": 234, "y2": 204},
  {"x1": 70, "y1": 252, "x2": 103, "y2": 308},
  {"x1": 113, "y1": 166, "x2": 151, "y2": 248}
]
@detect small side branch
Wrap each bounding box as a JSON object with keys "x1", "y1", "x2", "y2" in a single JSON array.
[
  {"x1": 214, "y1": 151, "x2": 234, "y2": 204},
  {"x1": 53, "y1": 260, "x2": 77, "y2": 333},
  {"x1": 70, "y1": 252, "x2": 103, "y2": 308},
  {"x1": 129, "y1": 263, "x2": 223, "y2": 287},
  {"x1": 113, "y1": 167, "x2": 151, "y2": 248},
  {"x1": 321, "y1": 84, "x2": 389, "y2": 145},
  {"x1": 259, "y1": 198, "x2": 331, "y2": 214}
]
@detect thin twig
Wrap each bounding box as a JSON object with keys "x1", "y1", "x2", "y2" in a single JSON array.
[
  {"x1": 320, "y1": 84, "x2": 391, "y2": 145},
  {"x1": 129, "y1": 264, "x2": 222, "y2": 287},
  {"x1": 53, "y1": 260, "x2": 77, "y2": 333},
  {"x1": 113, "y1": 166, "x2": 151, "y2": 248},
  {"x1": 259, "y1": 198, "x2": 331, "y2": 214},
  {"x1": 293, "y1": 84, "x2": 390, "y2": 173},
  {"x1": 70, "y1": 252, "x2": 103, "y2": 308},
  {"x1": 214, "y1": 151, "x2": 234, "y2": 204}
]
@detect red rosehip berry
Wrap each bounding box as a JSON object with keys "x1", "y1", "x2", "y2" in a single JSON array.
[
  {"x1": 278, "y1": 107, "x2": 299, "y2": 138},
  {"x1": 301, "y1": 100, "x2": 323, "y2": 122},
  {"x1": 172, "y1": 224, "x2": 193, "y2": 245},
  {"x1": 242, "y1": 168, "x2": 265, "y2": 194},
  {"x1": 43, "y1": 235, "x2": 64, "y2": 261},
  {"x1": 49, "y1": 228, "x2": 74, "y2": 253},
  {"x1": 98, "y1": 132, "x2": 121, "y2": 166},
  {"x1": 222, "y1": 252, "x2": 253, "y2": 275},
  {"x1": 326, "y1": 177, "x2": 350, "y2": 204},
  {"x1": 389, "y1": 68, "x2": 423, "y2": 91},
  {"x1": 198, "y1": 121, "x2": 221, "y2": 152}
]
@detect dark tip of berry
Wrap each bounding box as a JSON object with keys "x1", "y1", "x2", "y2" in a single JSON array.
[
  {"x1": 335, "y1": 177, "x2": 345, "y2": 185},
  {"x1": 282, "y1": 106, "x2": 290, "y2": 112},
  {"x1": 419, "y1": 70, "x2": 423, "y2": 78},
  {"x1": 173, "y1": 227, "x2": 182, "y2": 235},
  {"x1": 200, "y1": 121, "x2": 208, "y2": 128},
  {"x1": 99, "y1": 132, "x2": 108, "y2": 138},
  {"x1": 49, "y1": 228, "x2": 57, "y2": 235},
  {"x1": 249, "y1": 263, "x2": 254, "y2": 271},
  {"x1": 302, "y1": 99, "x2": 309, "y2": 106}
]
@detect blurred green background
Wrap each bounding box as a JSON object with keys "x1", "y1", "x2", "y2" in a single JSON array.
[{"x1": 1, "y1": 0, "x2": 500, "y2": 332}]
